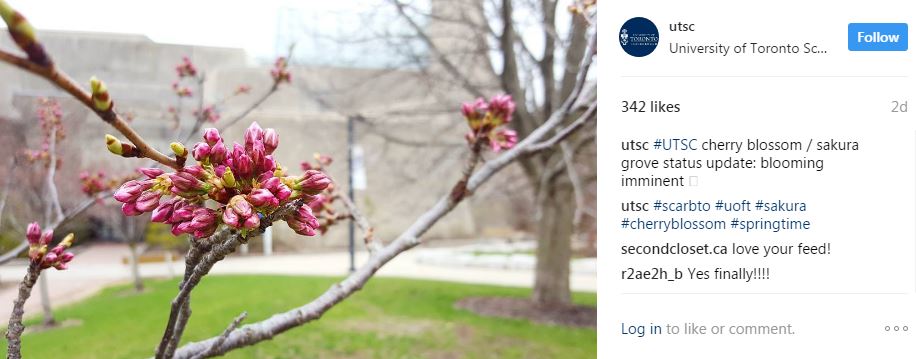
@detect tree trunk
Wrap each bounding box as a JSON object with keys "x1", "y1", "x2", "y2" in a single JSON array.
[
  {"x1": 127, "y1": 220, "x2": 144, "y2": 292},
  {"x1": 38, "y1": 274, "x2": 55, "y2": 326},
  {"x1": 532, "y1": 184, "x2": 574, "y2": 306}
]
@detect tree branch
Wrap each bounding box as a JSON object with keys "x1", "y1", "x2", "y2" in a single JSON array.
[
  {"x1": 5, "y1": 262, "x2": 41, "y2": 359},
  {"x1": 0, "y1": 49, "x2": 180, "y2": 169},
  {"x1": 172, "y1": 28, "x2": 598, "y2": 355},
  {"x1": 156, "y1": 200, "x2": 304, "y2": 358},
  {"x1": 190, "y1": 312, "x2": 247, "y2": 359}
]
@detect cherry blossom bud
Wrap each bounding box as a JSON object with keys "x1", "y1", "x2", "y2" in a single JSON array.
[
  {"x1": 203, "y1": 128, "x2": 222, "y2": 146},
  {"x1": 242, "y1": 214, "x2": 260, "y2": 229},
  {"x1": 182, "y1": 165, "x2": 207, "y2": 179},
  {"x1": 275, "y1": 185, "x2": 292, "y2": 201},
  {"x1": 488, "y1": 94, "x2": 515, "y2": 125},
  {"x1": 263, "y1": 128, "x2": 278, "y2": 154},
  {"x1": 58, "y1": 251, "x2": 75, "y2": 263},
  {"x1": 222, "y1": 207, "x2": 240, "y2": 228},
  {"x1": 170, "y1": 142, "x2": 188, "y2": 157},
  {"x1": 90, "y1": 76, "x2": 113, "y2": 111},
  {"x1": 235, "y1": 153, "x2": 253, "y2": 177},
  {"x1": 297, "y1": 170, "x2": 331, "y2": 195},
  {"x1": 250, "y1": 141, "x2": 266, "y2": 171},
  {"x1": 151, "y1": 198, "x2": 177, "y2": 223},
  {"x1": 135, "y1": 191, "x2": 161, "y2": 212},
  {"x1": 308, "y1": 194, "x2": 330, "y2": 213},
  {"x1": 192, "y1": 142, "x2": 210, "y2": 161},
  {"x1": 189, "y1": 208, "x2": 217, "y2": 231},
  {"x1": 26, "y1": 222, "x2": 40, "y2": 245},
  {"x1": 461, "y1": 98, "x2": 488, "y2": 130},
  {"x1": 41, "y1": 252, "x2": 57, "y2": 267},
  {"x1": 229, "y1": 195, "x2": 253, "y2": 218},
  {"x1": 261, "y1": 176, "x2": 281, "y2": 191},
  {"x1": 286, "y1": 204, "x2": 319, "y2": 236},
  {"x1": 169, "y1": 172, "x2": 206, "y2": 192},
  {"x1": 122, "y1": 202, "x2": 143, "y2": 216},
  {"x1": 170, "y1": 202, "x2": 195, "y2": 224},
  {"x1": 138, "y1": 167, "x2": 164, "y2": 179},
  {"x1": 489, "y1": 128, "x2": 518, "y2": 152},
  {"x1": 210, "y1": 139, "x2": 227, "y2": 164},
  {"x1": 39, "y1": 229, "x2": 53, "y2": 246},
  {"x1": 114, "y1": 180, "x2": 153, "y2": 202},
  {"x1": 248, "y1": 188, "x2": 278, "y2": 207},
  {"x1": 244, "y1": 122, "x2": 263, "y2": 148},
  {"x1": 314, "y1": 153, "x2": 333, "y2": 167}
]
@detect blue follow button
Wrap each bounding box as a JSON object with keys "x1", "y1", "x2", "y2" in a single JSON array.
[{"x1": 848, "y1": 23, "x2": 908, "y2": 51}]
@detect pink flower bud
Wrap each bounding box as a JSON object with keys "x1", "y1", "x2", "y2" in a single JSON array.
[
  {"x1": 114, "y1": 180, "x2": 153, "y2": 203},
  {"x1": 170, "y1": 172, "x2": 205, "y2": 192},
  {"x1": 135, "y1": 191, "x2": 161, "y2": 212},
  {"x1": 308, "y1": 194, "x2": 330, "y2": 213},
  {"x1": 203, "y1": 128, "x2": 222, "y2": 146},
  {"x1": 235, "y1": 153, "x2": 252, "y2": 177},
  {"x1": 41, "y1": 252, "x2": 58, "y2": 267},
  {"x1": 244, "y1": 122, "x2": 263, "y2": 148},
  {"x1": 298, "y1": 170, "x2": 331, "y2": 195},
  {"x1": 489, "y1": 128, "x2": 518, "y2": 152},
  {"x1": 262, "y1": 155, "x2": 276, "y2": 174},
  {"x1": 49, "y1": 244, "x2": 65, "y2": 256},
  {"x1": 222, "y1": 207, "x2": 240, "y2": 228},
  {"x1": 488, "y1": 94, "x2": 515, "y2": 124},
  {"x1": 275, "y1": 185, "x2": 292, "y2": 201},
  {"x1": 189, "y1": 208, "x2": 217, "y2": 230},
  {"x1": 263, "y1": 128, "x2": 278, "y2": 154},
  {"x1": 59, "y1": 252, "x2": 74, "y2": 263},
  {"x1": 192, "y1": 142, "x2": 210, "y2": 161},
  {"x1": 242, "y1": 214, "x2": 260, "y2": 229},
  {"x1": 26, "y1": 222, "x2": 41, "y2": 245},
  {"x1": 286, "y1": 204, "x2": 319, "y2": 236},
  {"x1": 138, "y1": 167, "x2": 164, "y2": 179},
  {"x1": 39, "y1": 230, "x2": 53, "y2": 245},
  {"x1": 229, "y1": 195, "x2": 253, "y2": 218},
  {"x1": 170, "y1": 202, "x2": 195, "y2": 224},
  {"x1": 250, "y1": 141, "x2": 266, "y2": 172},
  {"x1": 122, "y1": 202, "x2": 143, "y2": 216},
  {"x1": 183, "y1": 165, "x2": 207, "y2": 179},
  {"x1": 210, "y1": 139, "x2": 227, "y2": 164},
  {"x1": 248, "y1": 188, "x2": 278, "y2": 207},
  {"x1": 151, "y1": 198, "x2": 176, "y2": 223}
]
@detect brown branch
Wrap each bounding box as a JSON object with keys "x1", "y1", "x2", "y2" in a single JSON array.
[
  {"x1": 388, "y1": 0, "x2": 485, "y2": 98},
  {"x1": 333, "y1": 191, "x2": 381, "y2": 255},
  {"x1": 156, "y1": 200, "x2": 304, "y2": 358},
  {"x1": 0, "y1": 49, "x2": 180, "y2": 169},
  {"x1": 525, "y1": 101, "x2": 596, "y2": 153},
  {"x1": 0, "y1": 191, "x2": 107, "y2": 266},
  {"x1": 6, "y1": 262, "x2": 41, "y2": 359},
  {"x1": 190, "y1": 312, "x2": 247, "y2": 359}
]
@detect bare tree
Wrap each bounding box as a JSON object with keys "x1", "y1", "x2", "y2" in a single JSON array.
[{"x1": 376, "y1": 0, "x2": 597, "y2": 306}]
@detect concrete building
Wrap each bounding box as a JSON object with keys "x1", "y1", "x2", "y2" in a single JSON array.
[{"x1": 0, "y1": 5, "x2": 526, "y2": 251}]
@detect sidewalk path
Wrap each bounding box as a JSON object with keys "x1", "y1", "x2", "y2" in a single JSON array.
[{"x1": 0, "y1": 243, "x2": 597, "y2": 321}]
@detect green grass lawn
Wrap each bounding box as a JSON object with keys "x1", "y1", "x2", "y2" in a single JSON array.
[{"x1": 5, "y1": 275, "x2": 596, "y2": 358}]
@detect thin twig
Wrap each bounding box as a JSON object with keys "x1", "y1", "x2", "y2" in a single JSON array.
[
  {"x1": 0, "y1": 49, "x2": 180, "y2": 169},
  {"x1": 333, "y1": 191, "x2": 381, "y2": 255},
  {"x1": 190, "y1": 312, "x2": 248, "y2": 359}
]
